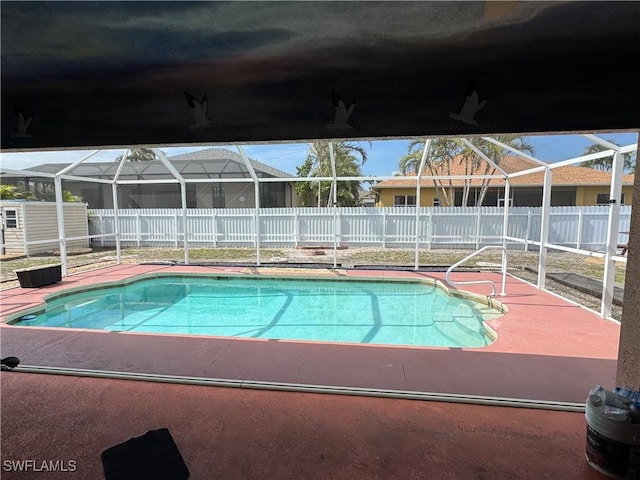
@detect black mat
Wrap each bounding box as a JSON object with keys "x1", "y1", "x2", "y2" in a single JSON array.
[
  {"x1": 102, "y1": 428, "x2": 189, "y2": 480},
  {"x1": 546, "y1": 272, "x2": 624, "y2": 306}
]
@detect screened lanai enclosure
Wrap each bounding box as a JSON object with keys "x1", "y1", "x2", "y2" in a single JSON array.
[
  {"x1": 1, "y1": 133, "x2": 637, "y2": 320},
  {"x1": 2, "y1": 0, "x2": 640, "y2": 397}
]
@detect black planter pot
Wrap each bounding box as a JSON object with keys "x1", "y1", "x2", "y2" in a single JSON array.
[{"x1": 14, "y1": 264, "x2": 62, "y2": 288}]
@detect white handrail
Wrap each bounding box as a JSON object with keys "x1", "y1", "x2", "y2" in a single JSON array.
[{"x1": 445, "y1": 246, "x2": 508, "y2": 296}]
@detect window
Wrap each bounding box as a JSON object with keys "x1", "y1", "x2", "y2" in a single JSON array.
[
  {"x1": 261, "y1": 183, "x2": 286, "y2": 208},
  {"x1": 212, "y1": 184, "x2": 225, "y2": 208},
  {"x1": 186, "y1": 185, "x2": 197, "y2": 208},
  {"x1": 394, "y1": 195, "x2": 416, "y2": 207},
  {"x1": 4, "y1": 210, "x2": 17, "y2": 228},
  {"x1": 596, "y1": 193, "x2": 625, "y2": 205},
  {"x1": 433, "y1": 197, "x2": 441, "y2": 207},
  {"x1": 550, "y1": 188, "x2": 576, "y2": 206}
]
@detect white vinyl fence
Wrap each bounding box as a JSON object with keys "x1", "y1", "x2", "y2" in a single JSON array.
[{"x1": 88, "y1": 206, "x2": 632, "y2": 251}]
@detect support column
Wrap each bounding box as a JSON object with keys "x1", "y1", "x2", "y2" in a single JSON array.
[
  {"x1": 329, "y1": 143, "x2": 338, "y2": 269},
  {"x1": 111, "y1": 183, "x2": 121, "y2": 264},
  {"x1": 181, "y1": 182, "x2": 189, "y2": 264},
  {"x1": 414, "y1": 139, "x2": 431, "y2": 270},
  {"x1": 254, "y1": 179, "x2": 261, "y2": 266},
  {"x1": 537, "y1": 168, "x2": 552, "y2": 289},
  {"x1": 501, "y1": 180, "x2": 510, "y2": 295},
  {"x1": 601, "y1": 150, "x2": 624, "y2": 318},
  {"x1": 111, "y1": 151, "x2": 129, "y2": 266},
  {"x1": 54, "y1": 177, "x2": 68, "y2": 276},
  {"x1": 236, "y1": 146, "x2": 261, "y2": 266},
  {"x1": 616, "y1": 135, "x2": 640, "y2": 389}
]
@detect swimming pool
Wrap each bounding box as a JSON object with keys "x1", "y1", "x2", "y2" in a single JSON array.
[{"x1": 10, "y1": 275, "x2": 502, "y2": 348}]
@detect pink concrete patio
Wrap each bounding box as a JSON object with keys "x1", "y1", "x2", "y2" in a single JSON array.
[
  {"x1": 0, "y1": 371, "x2": 606, "y2": 480},
  {"x1": 0, "y1": 264, "x2": 621, "y2": 403}
]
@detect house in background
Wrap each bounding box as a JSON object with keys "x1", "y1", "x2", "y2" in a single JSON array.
[
  {"x1": 7, "y1": 149, "x2": 301, "y2": 209},
  {"x1": 373, "y1": 155, "x2": 635, "y2": 207},
  {"x1": 358, "y1": 189, "x2": 379, "y2": 207}
]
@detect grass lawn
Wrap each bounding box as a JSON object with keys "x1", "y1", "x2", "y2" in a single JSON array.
[{"x1": 1, "y1": 246, "x2": 625, "y2": 285}]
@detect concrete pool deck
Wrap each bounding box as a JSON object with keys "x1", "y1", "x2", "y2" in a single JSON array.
[
  {"x1": 0, "y1": 264, "x2": 620, "y2": 403},
  {"x1": 0, "y1": 371, "x2": 606, "y2": 479}
]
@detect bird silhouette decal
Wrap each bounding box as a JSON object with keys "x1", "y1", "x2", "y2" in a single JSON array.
[
  {"x1": 184, "y1": 92, "x2": 212, "y2": 130},
  {"x1": 11, "y1": 106, "x2": 33, "y2": 138},
  {"x1": 327, "y1": 91, "x2": 355, "y2": 129},
  {"x1": 449, "y1": 91, "x2": 487, "y2": 126}
]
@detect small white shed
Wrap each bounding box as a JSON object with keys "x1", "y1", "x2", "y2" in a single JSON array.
[{"x1": 1, "y1": 201, "x2": 89, "y2": 256}]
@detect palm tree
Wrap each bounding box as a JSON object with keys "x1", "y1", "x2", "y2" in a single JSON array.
[
  {"x1": 399, "y1": 139, "x2": 463, "y2": 206},
  {"x1": 61, "y1": 190, "x2": 83, "y2": 202},
  {"x1": 398, "y1": 140, "x2": 425, "y2": 175},
  {"x1": 0, "y1": 183, "x2": 81, "y2": 202},
  {"x1": 296, "y1": 142, "x2": 368, "y2": 207},
  {"x1": 0, "y1": 184, "x2": 21, "y2": 199},
  {"x1": 398, "y1": 136, "x2": 534, "y2": 206},
  {"x1": 0, "y1": 183, "x2": 33, "y2": 200},
  {"x1": 470, "y1": 135, "x2": 534, "y2": 206},
  {"x1": 581, "y1": 142, "x2": 635, "y2": 173}
]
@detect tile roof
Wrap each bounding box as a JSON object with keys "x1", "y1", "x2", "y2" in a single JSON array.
[{"x1": 375, "y1": 155, "x2": 634, "y2": 188}]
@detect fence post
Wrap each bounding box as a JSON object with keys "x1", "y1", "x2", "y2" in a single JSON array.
[
  {"x1": 576, "y1": 208, "x2": 583, "y2": 250},
  {"x1": 381, "y1": 209, "x2": 387, "y2": 248},
  {"x1": 475, "y1": 208, "x2": 481, "y2": 249},
  {"x1": 174, "y1": 211, "x2": 179, "y2": 248},
  {"x1": 427, "y1": 209, "x2": 432, "y2": 249},
  {"x1": 212, "y1": 210, "x2": 218, "y2": 247},
  {"x1": 136, "y1": 211, "x2": 141, "y2": 247},
  {"x1": 337, "y1": 207, "x2": 342, "y2": 247},
  {"x1": 294, "y1": 210, "x2": 299, "y2": 248},
  {"x1": 525, "y1": 209, "x2": 532, "y2": 252},
  {"x1": 100, "y1": 212, "x2": 105, "y2": 247}
]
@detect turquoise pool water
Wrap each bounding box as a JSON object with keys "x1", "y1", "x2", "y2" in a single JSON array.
[{"x1": 12, "y1": 276, "x2": 500, "y2": 347}]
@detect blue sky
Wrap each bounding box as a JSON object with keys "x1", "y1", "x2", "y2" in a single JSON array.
[{"x1": 1, "y1": 133, "x2": 637, "y2": 177}]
